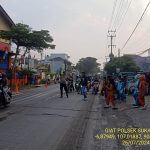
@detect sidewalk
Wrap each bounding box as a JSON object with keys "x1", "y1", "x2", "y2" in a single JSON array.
[
  {"x1": 82, "y1": 95, "x2": 150, "y2": 150},
  {"x1": 11, "y1": 83, "x2": 56, "y2": 96}
]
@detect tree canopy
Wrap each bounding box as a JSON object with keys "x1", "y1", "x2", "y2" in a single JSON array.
[
  {"x1": 104, "y1": 56, "x2": 140, "y2": 75},
  {"x1": 76, "y1": 57, "x2": 100, "y2": 75},
  {"x1": 0, "y1": 23, "x2": 55, "y2": 69}
]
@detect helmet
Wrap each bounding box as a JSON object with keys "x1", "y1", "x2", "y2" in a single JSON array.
[{"x1": 2, "y1": 72, "x2": 6, "y2": 78}]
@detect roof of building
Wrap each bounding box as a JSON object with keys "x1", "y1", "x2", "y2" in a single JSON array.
[
  {"x1": 49, "y1": 57, "x2": 72, "y2": 64},
  {"x1": 0, "y1": 5, "x2": 15, "y2": 27}
]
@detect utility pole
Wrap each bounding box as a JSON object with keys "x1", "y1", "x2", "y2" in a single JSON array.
[
  {"x1": 108, "y1": 30, "x2": 116, "y2": 61},
  {"x1": 118, "y1": 49, "x2": 121, "y2": 72},
  {"x1": 148, "y1": 49, "x2": 150, "y2": 57},
  {"x1": 41, "y1": 52, "x2": 43, "y2": 60},
  {"x1": 118, "y1": 49, "x2": 120, "y2": 58}
]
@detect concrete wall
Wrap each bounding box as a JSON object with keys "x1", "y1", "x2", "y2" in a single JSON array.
[{"x1": 0, "y1": 14, "x2": 11, "y2": 44}]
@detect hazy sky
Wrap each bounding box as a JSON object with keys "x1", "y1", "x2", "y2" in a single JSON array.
[{"x1": 1, "y1": 0, "x2": 150, "y2": 65}]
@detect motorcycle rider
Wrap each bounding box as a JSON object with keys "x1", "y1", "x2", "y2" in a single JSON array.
[
  {"x1": 0, "y1": 73, "x2": 8, "y2": 106},
  {"x1": 92, "y1": 77, "x2": 99, "y2": 94},
  {"x1": 75, "y1": 76, "x2": 81, "y2": 94},
  {"x1": 67, "y1": 75, "x2": 74, "y2": 92},
  {"x1": 0, "y1": 73, "x2": 7, "y2": 87}
]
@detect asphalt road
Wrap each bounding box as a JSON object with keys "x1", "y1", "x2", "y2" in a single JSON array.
[
  {"x1": 0, "y1": 85, "x2": 150, "y2": 150},
  {"x1": 0, "y1": 84, "x2": 97, "y2": 150}
]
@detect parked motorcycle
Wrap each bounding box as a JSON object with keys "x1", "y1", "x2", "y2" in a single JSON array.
[
  {"x1": 93, "y1": 81, "x2": 99, "y2": 95},
  {"x1": 0, "y1": 86, "x2": 12, "y2": 107},
  {"x1": 87, "y1": 81, "x2": 91, "y2": 92},
  {"x1": 75, "y1": 82, "x2": 81, "y2": 94},
  {"x1": 67, "y1": 81, "x2": 74, "y2": 93}
]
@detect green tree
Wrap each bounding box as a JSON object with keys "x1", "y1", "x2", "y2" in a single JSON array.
[
  {"x1": 76, "y1": 57, "x2": 100, "y2": 75},
  {"x1": 23, "y1": 30, "x2": 55, "y2": 56},
  {"x1": 0, "y1": 23, "x2": 31, "y2": 67},
  {"x1": 104, "y1": 56, "x2": 140, "y2": 74},
  {"x1": 0, "y1": 23, "x2": 55, "y2": 69}
]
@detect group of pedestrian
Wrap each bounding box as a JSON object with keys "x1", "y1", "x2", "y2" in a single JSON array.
[
  {"x1": 101, "y1": 73, "x2": 148, "y2": 110},
  {"x1": 59, "y1": 72, "x2": 101, "y2": 100}
]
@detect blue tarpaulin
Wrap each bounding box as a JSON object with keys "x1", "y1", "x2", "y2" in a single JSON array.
[{"x1": 0, "y1": 51, "x2": 8, "y2": 69}]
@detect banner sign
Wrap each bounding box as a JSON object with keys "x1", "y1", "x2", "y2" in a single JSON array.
[{"x1": 0, "y1": 51, "x2": 8, "y2": 69}]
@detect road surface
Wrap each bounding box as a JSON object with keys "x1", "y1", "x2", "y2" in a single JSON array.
[{"x1": 0, "y1": 85, "x2": 150, "y2": 150}]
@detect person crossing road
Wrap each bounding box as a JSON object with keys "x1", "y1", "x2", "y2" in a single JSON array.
[
  {"x1": 59, "y1": 73, "x2": 68, "y2": 98},
  {"x1": 80, "y1": 72, "x2": 88, "y2": 100}
]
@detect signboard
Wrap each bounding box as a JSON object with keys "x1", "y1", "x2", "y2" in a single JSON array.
[
  {"x1": 0, "y1": 42, "x2": 10, "y2": 52},
  {"x1": 0, "y1": 51, "x2": 8, "y2": 69}
]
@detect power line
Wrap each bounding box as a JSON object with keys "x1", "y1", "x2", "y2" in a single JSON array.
[
  {"x1": 108, "y1": 0, "x2": 118, "y2": 30},
  {"x1": 113, "y1": 0, "x2": 126, "y2": 30},
  {"x1": 111, "y1": 0, "x2": 124, "y2": 30},
  {"x1": 122, "y1": 8, "x2": 150, "y2": 51},
  {"x1": 116, "y1": 0, "x2": 133, "y2": 32},
  {"x1": 121, "y1": 0, "x2": 150, "y2": 50}
]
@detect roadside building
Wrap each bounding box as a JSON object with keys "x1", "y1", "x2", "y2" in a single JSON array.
[
  {"x1": 0, "y1": 5, "x2": 15, "y2": 72},
  {"x1": 43, "y1": 53, "x2": 72, "y2": 74},
  {"x1": 49, "y1": 57, "x2": 72, "y2": 74},
  {"x1": 124, "y1": 54, "x2": 150, "y2": 72},
  {"x1": 24, "y1": 57, "x2": 39, "y2": 70},
  {"x1": 46, "y1": 53, "x2": 70, "y2": 60}
]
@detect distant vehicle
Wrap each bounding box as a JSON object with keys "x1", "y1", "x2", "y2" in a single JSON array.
[
  {"x1": 119, "y1": 72, "x2": 135, "y2": 77},
  {"x1": 92, "y1": 81, "x2": 99, "y2": 95}
]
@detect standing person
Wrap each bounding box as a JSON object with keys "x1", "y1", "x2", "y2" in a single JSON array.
[
  {"x1": 104, "y1": 77, "x2": 118, "y2": 109},
  {"x1": 138, "y1": 74, "x2": 147, "y2": 110},
  {"x1": 101, "y1": 77, "x2": 108, "y2": 102},
  {"x1": 60, "y1": 74, "x2": 68, "y2": 98},
  {"x1": 80, "y1": 72, "x2": 88, "y2": 100},
  {"x1": 116, "y1": 76, "x2": 122, "y2": 100},
  {"x1": 133, "y1": 74, "x2": 140, "y2": 107},
  {"x1": 120, "y1": 78, "x2": 126, "y2": 101}
]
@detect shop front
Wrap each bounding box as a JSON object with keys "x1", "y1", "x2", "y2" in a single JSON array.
[{"x1": 0, "y1": 42, "x2": 11, "y2": 72}]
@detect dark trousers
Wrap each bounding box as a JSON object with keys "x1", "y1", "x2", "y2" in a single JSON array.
[
  {"x1": 1, "y1": 89, "x2": 6, "y2": 106},
  {"x1": 60, "y1": 83, "x2": 68, "y2": 97}
]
